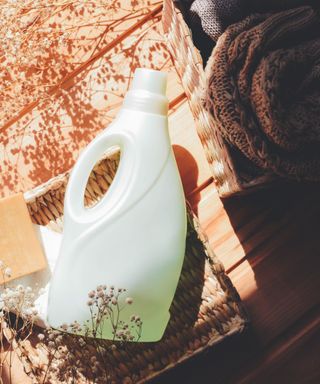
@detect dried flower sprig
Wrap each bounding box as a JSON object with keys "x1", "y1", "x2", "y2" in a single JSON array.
[
  {"x1": 0, "y1": 260, "x2": 40, "y2": 383},
  {"x1": 0, "y1": 259, "x2": 142, "y2": 383},
  {"x1": 84, "y1": 285, "x2": 142, "y2": 342}
]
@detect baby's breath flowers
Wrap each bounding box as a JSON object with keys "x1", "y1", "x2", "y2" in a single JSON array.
[
  {"x1": 4, "y1": 267, "x2": 11, "y2": 278},
  {"x1": 83, "y1": 285, "x2": 142, "y2": 342},
  {"x1": 0, "y1": 260, "x2": 42, "y2": 382},
  {"x1": 0, "y1": 260, "x2": 12, "y2": 282},
  {"x1": 33, "y1": 284, "x2": 143, "y2": 383},
  {"x1": 1, "y1": 260, "x2": 142, "y2": 383}
]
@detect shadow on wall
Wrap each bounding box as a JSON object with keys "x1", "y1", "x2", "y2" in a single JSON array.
[{"x1": 0, "y1": 1, "x2": 170, "y2": 197}]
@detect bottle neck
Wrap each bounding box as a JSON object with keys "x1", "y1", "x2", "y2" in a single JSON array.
[{"x1": 122, "y1": 89, "x2": 168, "y2": 116}]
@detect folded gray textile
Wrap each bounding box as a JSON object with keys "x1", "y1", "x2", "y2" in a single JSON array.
[
  {"x1": 181, "y1": 0, "x2": 319, "y2": 43},
  {"x1": 205, "y1": 6, "x2": 320, "y2": 181}
]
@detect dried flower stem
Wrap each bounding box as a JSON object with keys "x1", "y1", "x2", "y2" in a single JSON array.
[{"x1": 1, "y1": 258, "x2": 143, "y2": 383}]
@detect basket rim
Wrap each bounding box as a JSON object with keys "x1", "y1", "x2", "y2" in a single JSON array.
[
  {"x1": 23, "y1": 152, "x2": 249, "y2": 383},
  {"x1": 162, "y1": 0, "x2": 281, "y2": 197}
]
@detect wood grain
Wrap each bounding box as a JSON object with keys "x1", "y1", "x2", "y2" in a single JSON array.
[
  {"x1": 235, "y1": 306, "x2": 320, "y2": 384},
  {"x1": 195, "y1": 181, "x2": 320, "y2": 344},
  {"x1": 170, "y1": 100, "x2": 211, "y2": 195},
  {"x1": 185, "y1": 180, "x2": 320, "y2": 383}
]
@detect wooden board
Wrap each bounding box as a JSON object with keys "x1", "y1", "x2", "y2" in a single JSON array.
[
  {"x1": 169, "y1": 100, "x2": 211, "y2": 196},
  {"x1": 185, "y1": 181, "x2": 320, "y2": 383},
  {"x1": 0, "y1": 194, "x2": 47, "y2": 284}
]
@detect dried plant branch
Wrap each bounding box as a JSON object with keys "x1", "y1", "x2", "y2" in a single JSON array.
[{"x1": 0, "y1": 260, "x2": 143, "y2": 383}]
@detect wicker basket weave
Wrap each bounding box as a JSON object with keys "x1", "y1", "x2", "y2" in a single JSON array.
[
  {"x1": 162, "y1": 0, "x2": 278, "y2": 197},
  {"x1": 22, "y1": 154, "x2": 248, "y2": 383}
]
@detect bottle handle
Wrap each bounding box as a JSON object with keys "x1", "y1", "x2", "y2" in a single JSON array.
[{"x1": 64, "y1": 131, "x2": 134, "y2": 224}]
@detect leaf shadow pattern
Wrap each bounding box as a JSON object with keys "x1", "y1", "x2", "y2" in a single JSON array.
[{"x1": 0, "y1": 0, "x2": 169, "y2": 197}]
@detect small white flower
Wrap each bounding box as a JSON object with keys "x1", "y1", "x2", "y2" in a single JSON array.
[
  {"x1": 37, "y1": 333, "x2": 45, "y2": 341},
  {"x1": 48, "y1": 341, "x2": 55, "y2": 348},
  {"x1": 8, "y1": 298, "x2": 15, "y2": 306},
  {"x1": 56, "y1": 335, "x2": 63, "y2": 344},
  {"x1": 125, "y1": 297, "x2": 133, "y2": 305},
  {"x1": 4, "y1": 267, "x2": 12, "y2": 278},
  {"x1": 60, "y1": 323, "x2": 68, "y2": 331},
  {"x1": 16, "y1": 284, "x2": 24, "y2": 291},
  {"x1": 24, "y1": 308, "x2": 33, "y2": 316}
]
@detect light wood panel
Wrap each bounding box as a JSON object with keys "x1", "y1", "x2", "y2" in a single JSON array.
[
  {"x1": 195, "y1": 184, "x2": 243, "y2": 270},
  {"x1": 165, "y1": 179, "x2": 320, "y2": 384},
  {"x1": 195, "y1": 181, "x2": 320, "y2": 345},
  {"x1": 236, "y1": 306, "x2": 320, "y2": 384},
  {"x1": 169, "y1": 100, "x2": 211, "y2": 195}
]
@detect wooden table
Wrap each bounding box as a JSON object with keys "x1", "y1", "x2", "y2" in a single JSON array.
[{"x1": 1, "y1": 2, "x2": 319, "y2": 383}]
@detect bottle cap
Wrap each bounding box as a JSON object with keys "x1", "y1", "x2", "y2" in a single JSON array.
[{"x1": 130, "y1": 68, "x2": 167, "y2": 96}]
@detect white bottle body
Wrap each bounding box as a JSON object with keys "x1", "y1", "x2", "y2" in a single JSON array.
[{"x1": 47, "y1": 72, "x2": 187, "y2": 341}]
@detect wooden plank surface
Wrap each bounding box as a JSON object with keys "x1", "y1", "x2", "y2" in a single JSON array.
[
  {"x1": 169, "y1": 100, "x2": 211, "y2": 195},
  {"x1": 234, "y1": 306, "x2": 320, "y2": 384},
  {"x1": 197, "y1": 183, "x2": 320, "y2": 335},
  {"x1": 184, "y1": 181, "x2": 320, "y2": 383},
  {"x1": 157, "y1": 180, "x2": 320, "y2": 384}
]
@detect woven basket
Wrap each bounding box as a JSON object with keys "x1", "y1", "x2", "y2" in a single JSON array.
[
  {"x1": 22, "y1": 154, "x2": 248, "y2": 383},
  {"x1": 162, "y1": 0, "x2": 279, "y2": 197}
]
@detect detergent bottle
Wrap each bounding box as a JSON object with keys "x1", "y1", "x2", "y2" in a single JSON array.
[{"x1": 47, "y1": 68, "x2": 187, "y2": 342}]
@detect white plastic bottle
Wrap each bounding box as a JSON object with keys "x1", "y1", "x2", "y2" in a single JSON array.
[{"x1": 47, "y1": 68, "x2": 187, "y2": 342}]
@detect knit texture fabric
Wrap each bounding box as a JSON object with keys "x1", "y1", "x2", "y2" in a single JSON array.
[
  {"x1": 205, "y1": 6, "x2": 320, "y2": 180},
  {"x1": 187, "y1": 0, "x2": 244, "y2": 42},
  {"x1": 182, "y1": 0, "x2": 319, "y2": 42}
]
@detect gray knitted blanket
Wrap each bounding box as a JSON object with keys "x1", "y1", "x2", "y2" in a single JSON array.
[{"x1": 181, "y1": 0, "x2": 319, "y2": 43}]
